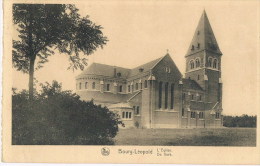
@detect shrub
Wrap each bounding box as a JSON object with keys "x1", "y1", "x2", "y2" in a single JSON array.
[
  {"x1": 223, "y1": 114, "x2": 257, "y2": 128},
  {"x1": 12, "y1": 81, "x2": 123, "y2": 145}
]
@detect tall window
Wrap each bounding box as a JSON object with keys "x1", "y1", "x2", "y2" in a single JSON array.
[
  {"x1": 199, "y1": 112, "x2": 204, "y2": 119},
  {"x1": 182, "y1": 93, "x2": 185, "y2": 100},
  {"x1": 140, "y1": 83, "x2": 143, "y2": 89},
  {"x1": 197, "y1": 43, "x2": 200, "y2": 48},
  {"x1": 191, "y1": 94, "x2": 194, "y2": 100},
  {"x1": 195, "y1": 58, "x2": 200, "y2": 68},
  {"x1": 191, "y1": 112, "x2": 196, "y2": 118},
  {"x1": 106, "y1": 84, "x2": 110, "y2": 91},
  {"x1": 208, "y1": 57, "x2": 213, "y2": 67},
  {"x1": 164, "y1": 83, "x2": 168, "y2": 109},
  {"x1": 215, "y1": 112, "x2": 220, "y2": 119},
  {"x1": 92, "y1": 82, "x2": 96, "y2": 89},
  {"x1": 159, "y1": 82, "x2": 163, "y2": 109},
  {"x1": 182, "y1": 108, "x2": 184, "y2": 117},
  {"x1": 79, "y1": 82, "x2": 82, "y2": 89},
  {"x1": 129, "y1": 112, "x2": 132, "y2": 119},
  {"x1": 170, "y1": 83, "x2": 174, "y2": 109},
  {"x1": 144, "y1": 80, "x2": 148, "y2": 88},
  {"x1": 85, "y1": 82, "x2": 88, "y2": 89},
  {"x1": 119, "y1": 85, "x2": 123, "y2": 92},
  {"x1": 213, "y1": 59, "x2": 217, "y2": 68},
  {"x1": 128, "y1": 85, "x2": 131, "y2": 92},
  {"x1": 136, "y1": 106, "x2": 140, "y2": 115},
  {"x1": 199, "y1": 95, "x2": 202, "y2": 101},
  {"x1": 197, "y1": 75, "x2": 200, "y2": 80},
  {"x1": 135, "y1": 83, "x2": 138, "y2": 90},
  {"x1": 190, "y1": 60, "x2": 195, "y2": 69},
  {"x1": 218, "y1": 84, "x2": 221, "y2": 102}
]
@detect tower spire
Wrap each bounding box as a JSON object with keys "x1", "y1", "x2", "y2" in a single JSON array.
[{"x1": 186, "y1": 10, "x2": 222, "y2": 56}]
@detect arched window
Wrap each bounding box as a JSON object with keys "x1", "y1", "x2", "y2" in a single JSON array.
[
  {"x1": 85, "y1": 82, "x2": 88, "y2": 89},
  {"x1": 208, "y1": 57, "x2": 213, "y2": 67},
  {"x1": 195, "y1": 58, "x2": 200, "y2": 68},
  {"x1": 135, "y1": 83, "x2": 138, "y2": 90},
  {"x1": 182, "y1": 108, "x2": 184, "y2": 117},
  {"x1": 190, "y1": 60, "x2": 195, "y2": 69},
  {"x1": 144, "y1": 80, "x2": 148, "y2": 88},
  {"x1": 92, "y1": 82, "x2": 96, "y2": 89},
  {"x1": 159, "y1": 82, "x2": 163, "y2": 109},
  {"x1": 213, "y1": 59, "x2": 217, "y2": 68}
]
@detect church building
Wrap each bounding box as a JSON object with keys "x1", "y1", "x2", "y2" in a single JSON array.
[{"x1": 76, "y1": 10, "x2": 223, "y2": 128}]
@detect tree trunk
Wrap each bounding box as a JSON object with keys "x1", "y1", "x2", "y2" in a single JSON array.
[
  {"x1": 29, "y1": 58, "x2": 35, "y2": 101},
  {"x1": 28, "y1": 8, "x2": 34, "y2": 101}
]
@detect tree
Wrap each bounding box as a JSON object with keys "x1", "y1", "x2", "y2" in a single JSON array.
[
  {"x1": 12, "y1": 4, "x2": 107, "y2": 100},
  {"x1": 12, "y1": 81, "x2": 123, "y2": 145}
]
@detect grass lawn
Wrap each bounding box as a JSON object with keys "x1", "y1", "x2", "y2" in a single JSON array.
[{"x1": 114, "y1": 128, "x2": 256, "y2": 146}]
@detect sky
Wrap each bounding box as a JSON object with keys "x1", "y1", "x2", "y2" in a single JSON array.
[{"x1": 12, "y1": 0, "x2": 259, "y2": 116}]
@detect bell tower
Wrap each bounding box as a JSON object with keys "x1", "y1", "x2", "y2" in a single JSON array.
[{"x1": 185, "y1": 10, "x2": 223, "y2": 104}]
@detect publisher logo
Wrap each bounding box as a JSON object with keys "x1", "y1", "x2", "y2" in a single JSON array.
[{"x1": 101, "y1": 147, "x2": 110, "y2": 156}]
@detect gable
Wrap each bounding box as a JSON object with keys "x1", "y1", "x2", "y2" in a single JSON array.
[{"x1": 152, "y1": 54, "x2": 182, "y2": 83}]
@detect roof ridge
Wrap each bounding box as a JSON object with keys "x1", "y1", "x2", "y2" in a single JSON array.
[
  {"x1": 77, "y1": 54, "x2": 169, "y2": 79},
  {"x1": 127, "y1": 91, "x2": 142, "y2": 102},
  {"x1": 130, "y1": 55, "x2": 166, "y2": 70},
  {"x1": 90, "y1": 55, "x2": 166, "y2": 70},
  {"x1": 91, "y1": 62, "x2": 130, "y2": 70}
]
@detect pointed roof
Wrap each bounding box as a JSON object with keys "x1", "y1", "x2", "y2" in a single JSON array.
[{"x1": 186, "y1": 10, "x2": 222, "y2": 56}]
